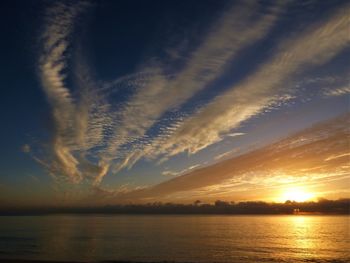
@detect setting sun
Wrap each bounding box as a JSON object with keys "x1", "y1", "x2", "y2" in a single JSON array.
[{"x1": 280, "y1": 187, "x2": 315, "y2": 202}]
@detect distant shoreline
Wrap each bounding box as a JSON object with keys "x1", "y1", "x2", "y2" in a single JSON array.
[
  {"x1": 0, "y1": 212, "x2": 349, "y2": 216},
  {"x1": 0, "y1": 260, "x2": 192, "y2": 263},
  {"x1": 1, "y1": 198, "x2": 349, "y2": 216},
  {"x1": 1, "y1": 259, "x2": 349, "y2": 263},
  {"x1": 0, "y1": 261, "x2": 163, "y2": 263}
]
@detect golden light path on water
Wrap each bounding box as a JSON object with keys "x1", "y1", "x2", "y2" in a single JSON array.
[{"x1": 1, "y1": 215, "x2": 349, "y2": 262}]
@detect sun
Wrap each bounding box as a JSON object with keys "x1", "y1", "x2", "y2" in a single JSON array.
[{"x1": 280, "y1": 187, "x2": 315, "y2": 202}]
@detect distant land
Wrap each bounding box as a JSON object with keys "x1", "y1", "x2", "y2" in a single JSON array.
[
  {"x1": 0, "y1": 260, "x2": 168, "y2": 263},
  {"x1": 0, "y1": 260, "x2": 189, "y2": 263},
  {"x1": 0, "y1": 199, "x2": 348, "y2": 216}
]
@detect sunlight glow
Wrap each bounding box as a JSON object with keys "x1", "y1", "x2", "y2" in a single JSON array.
[{"x1": 280, "y1": 187, "x2": 315, "y2": 202}]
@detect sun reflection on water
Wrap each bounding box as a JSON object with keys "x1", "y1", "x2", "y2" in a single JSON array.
[{"x1": 287, "y1": 216, "x2": 318, "y2": 257}]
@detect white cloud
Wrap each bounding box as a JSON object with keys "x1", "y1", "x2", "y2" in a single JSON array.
[
  {"x1": 38, "y1": 2, "x2": 85, "y2": 183},
  {"x1": 214, "y1": 149, "x2": 241, "y2": 161},
  {"x1": 34, "y1": 0, "x2": 350, "y2": 189},
  {"x1": 103, "y1": 1, "x2": 285, "y2": 164},
  {"x1": 227, "y1": 133, "x2": 245, "y2": 137},
  {"x1": 36, "y1": 1, "x2": 111, "y2": 185},
  {"x1": 162, "y1": 164, "x2": 201, "y2": 177},
  {"x1": 323, "y1": 85, "x2": 350, "y2": 97},
  {"x1": 36, "y1": 0, "x2": 285, "y2": 185},
  {"x1": 141, "y1": 3, "x2": 350, "y2": 160}
]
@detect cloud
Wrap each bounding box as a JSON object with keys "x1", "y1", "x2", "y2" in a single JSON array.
[
  {"x1": 162, "y1": 164, "x2": 201, "y2": 177},
  {"x1": 323, "y1": 85, "x2": 350, "y2": 97},
  {"x1": 214, "y1": 149, "x2": 241, "y2": 161},
  {"x1": 36, "y1": 0, "x2": 285, "y2": 183},
  {"x1": 36, "y1": 1, "x2": 111, "y2": 185},
  {"x1": 325, "y1": 153, "x2": 350, "y2": 162},
  {"x1": 162, "y1": 170, "x2": 179, "y2": 177},
  {"x1": 38, "y1": 2, "x2": 85, "y2": 183},
  {"x1": 34, "y1": 0, "x2": 349, "y2": 191},
  {"x1": 141, "y1": 3, "x2": 350, "y2": 160},
  {"x1": 113, "y1": 114, "x2": 350, "y2": 202},
  {"x1": 227, "y1": 133, "x2": 245, "y2": 137},
  {"x1": 103, "y1": 0, "x2": 285, "y2": 166},
  {"x1": 21, "y1": 144, "x2": 31, "y2": 153}
]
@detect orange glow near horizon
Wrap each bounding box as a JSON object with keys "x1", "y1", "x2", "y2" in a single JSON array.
[{"x1": 278, "y1": 187, "x2": 316, "y2": 202}]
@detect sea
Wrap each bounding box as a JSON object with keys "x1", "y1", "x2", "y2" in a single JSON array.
[{"x1": 0, "y1": 215, "x2": 349, "y2": 262}]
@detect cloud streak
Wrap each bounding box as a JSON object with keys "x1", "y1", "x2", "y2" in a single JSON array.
[
  {"x1": 113, "y1": 114, "x2": 350, "y2": 202},
  {"x1": 37, "y1": 1, "x2": 111, "y2": 185},
  {"x1": 324, "y1": 85, "x2": 350, "y2": 97},
  {"x1": 103, "y1": 0, "x2": 285, "y2": 168},
  {"x1": 34, "y1": 0, "x2": 349, "y2": 192},
  {"x1": 141, "y1": 3, "x2": 350, "y2": 160},
  {"x1": 38, "y1": 2, "x2": 88, "y2": 183},
  {"x1": 162, "y1": 164, "x2": 201, "y2": 177}
]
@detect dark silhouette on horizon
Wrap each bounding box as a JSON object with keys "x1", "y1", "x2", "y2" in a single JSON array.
[{"x1": 0, "y1": 198, "x2": 349, "y2": 216}]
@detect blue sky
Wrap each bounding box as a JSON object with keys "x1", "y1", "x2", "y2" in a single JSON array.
[{"x1": 0, "y1": 0, "x2": 349, "y2": 205}]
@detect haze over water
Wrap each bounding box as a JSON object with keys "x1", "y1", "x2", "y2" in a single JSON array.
[{"x1": 0, "y1": 215, "x2": 349, "y2": 263}]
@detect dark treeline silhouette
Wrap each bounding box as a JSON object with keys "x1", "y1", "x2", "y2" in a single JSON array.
[{"x1": 1, "y1": 198, "x2": 349, "y2": 215}]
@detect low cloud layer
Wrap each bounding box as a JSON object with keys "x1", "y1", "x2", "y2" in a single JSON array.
[{"x1": 113, "y1": 114, "x2": 350, "y2": 203}]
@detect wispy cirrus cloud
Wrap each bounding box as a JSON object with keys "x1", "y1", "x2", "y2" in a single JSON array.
[
  {"x1": 37, "y1": 1, "x2": 111, "y2": 185},
  {"x1": 37, "y1": 0, "x2": 286, "y2": 184},
  {"x1": 103, "y1": 0, "x2": 286, "y2": 168},
  {"x1": 214, "y1": 149, "x2": 241, "y2": 161},
  {"x1": 162, "y1": 164, "x2": 201, "y2": 177},
  {"x1": 323, "y1": 85, "x2": 350, "y2": 97},
  {"x1": 139, "y1": 3, "x2": 350, "y2": 160},
  {"x1": 33, "y1": 0, "x2": 349, "y2": 192},
  {"x1": 38, "y1": 1, "x2": 88, "y2": 183}
]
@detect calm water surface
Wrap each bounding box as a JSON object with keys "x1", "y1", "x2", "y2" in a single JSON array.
[{"x1": 0, "y1": 215, "x2": 349, "y2": 262}]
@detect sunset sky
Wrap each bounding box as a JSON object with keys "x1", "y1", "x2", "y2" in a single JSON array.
[{"x1": 0, "y1": 0, "x2": 349, "y2": 207}]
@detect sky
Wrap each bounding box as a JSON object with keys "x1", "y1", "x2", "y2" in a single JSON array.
[{"x1": 0, "y1": 0, "x2": 349, "y2": 207}]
